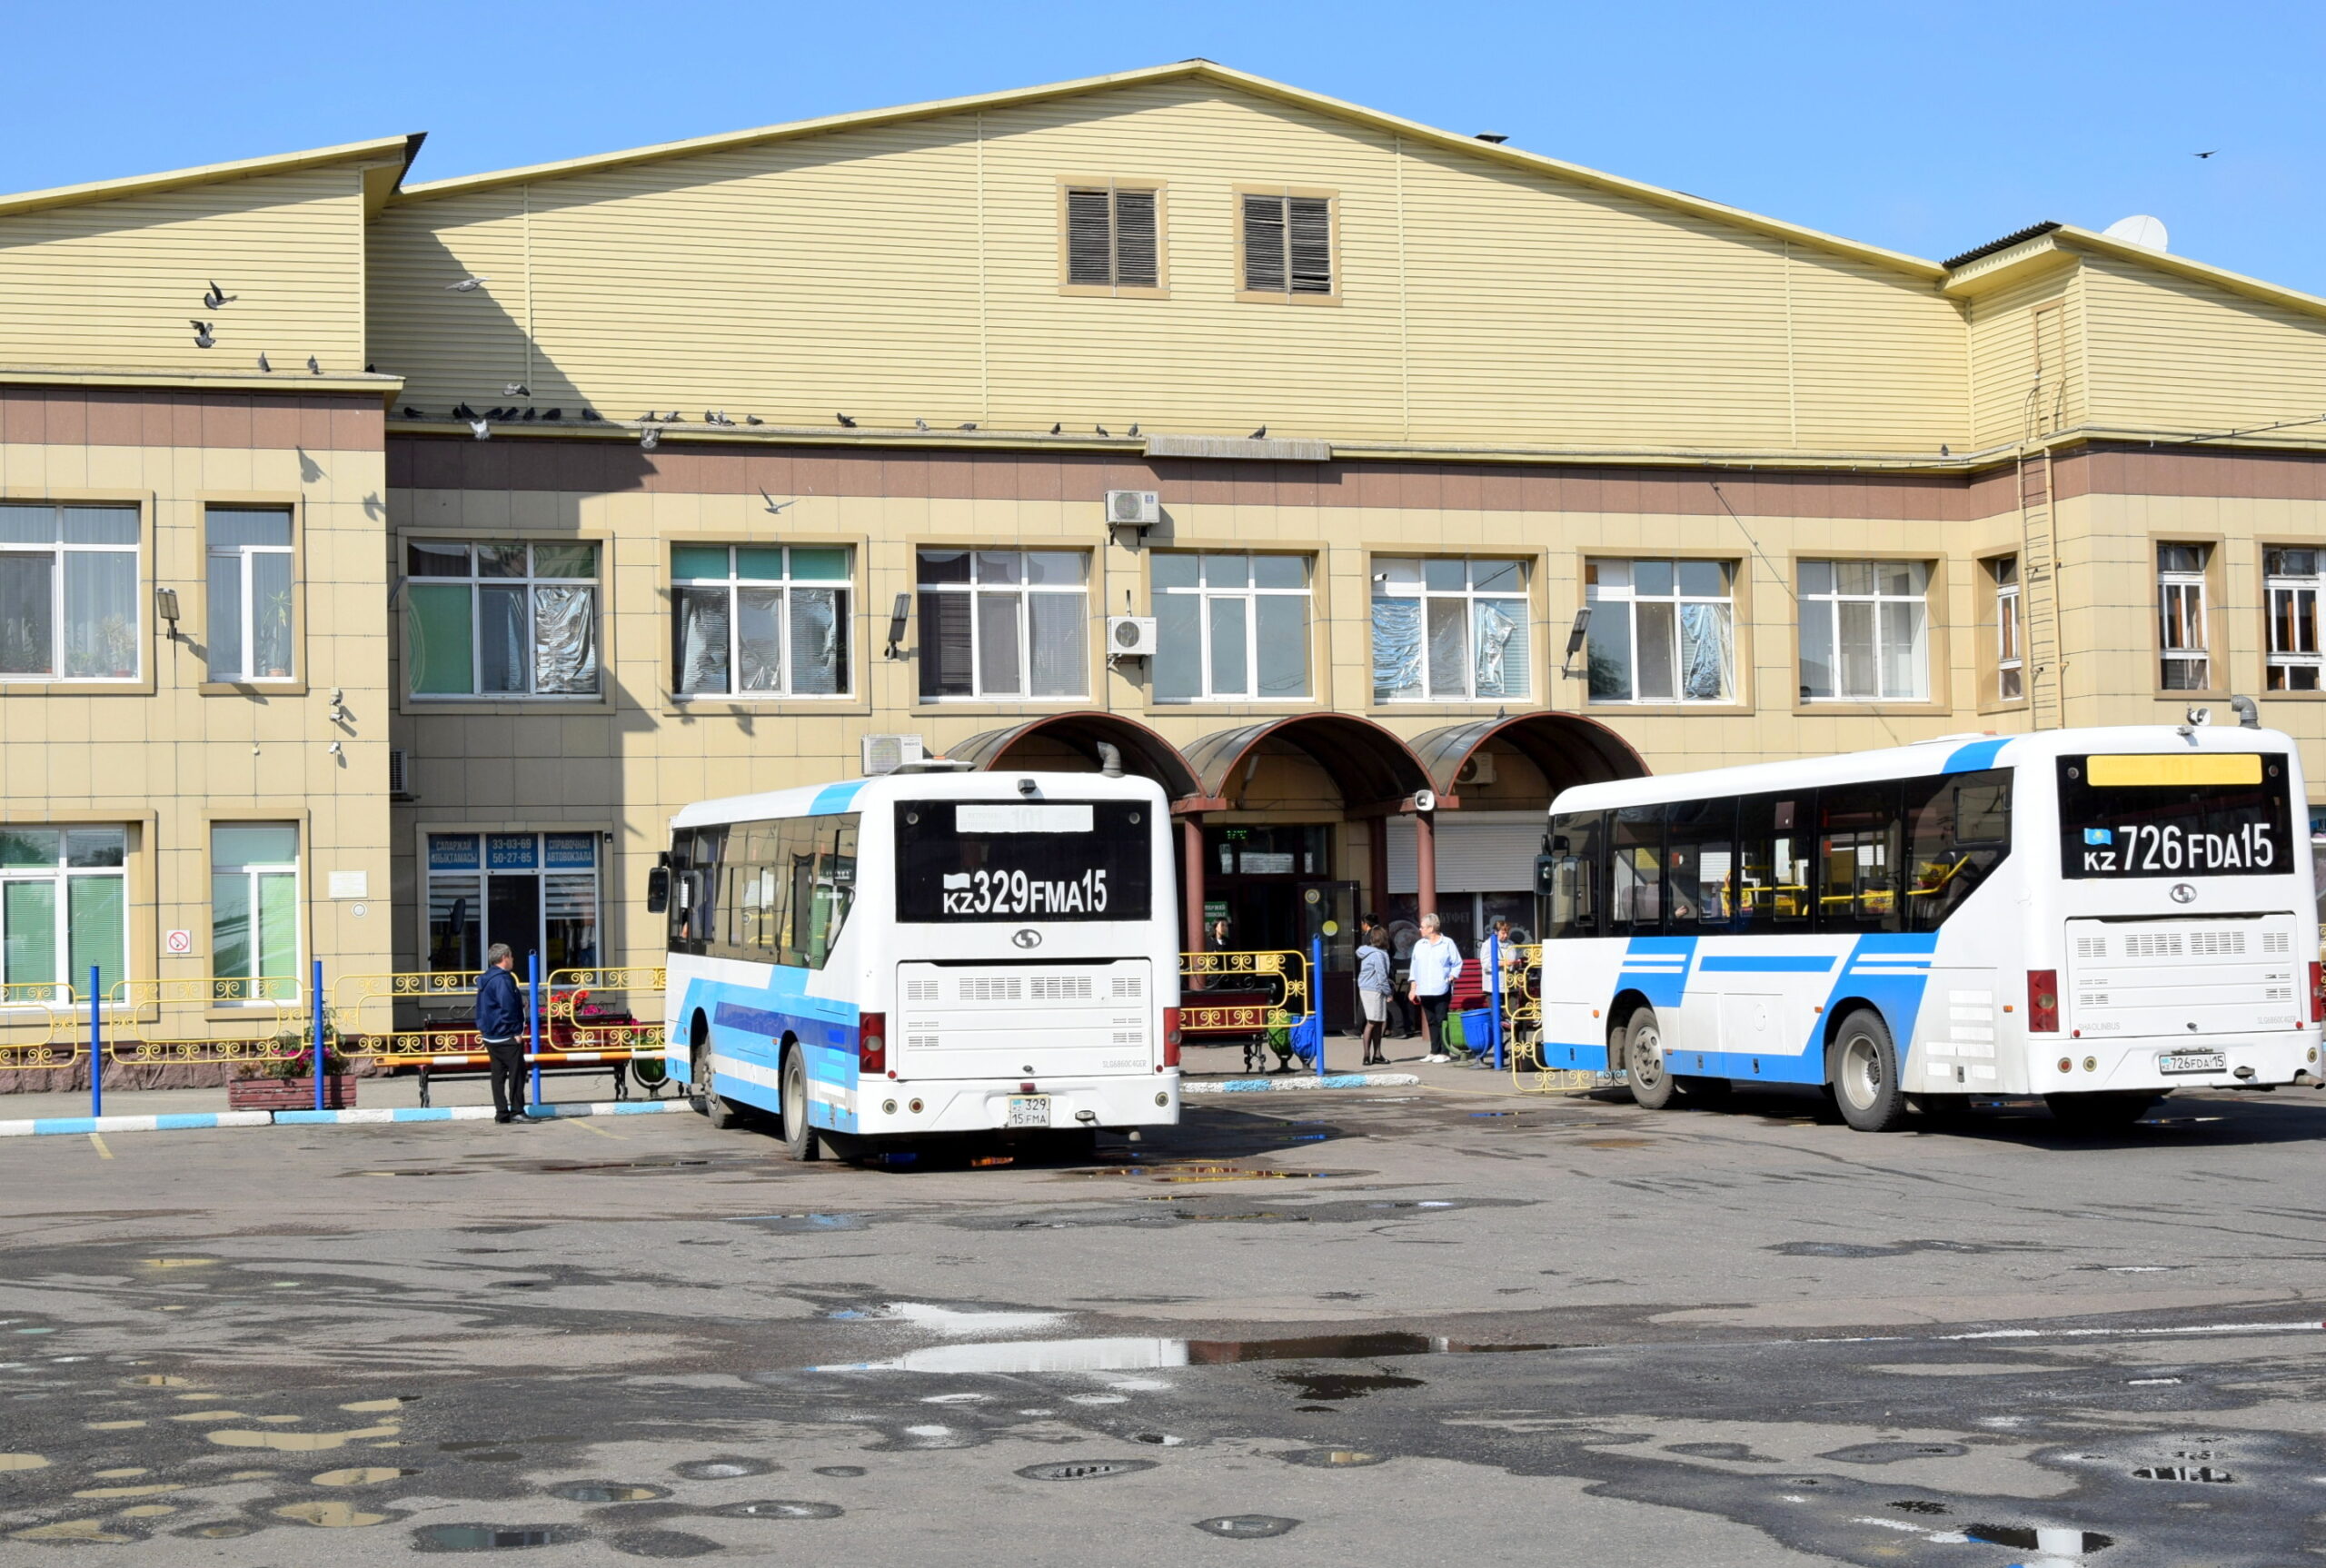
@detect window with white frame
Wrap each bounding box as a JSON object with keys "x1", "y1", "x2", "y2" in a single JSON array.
[
  {"x1": 405, "y1": 541, "x2": 600, "y2": 699},
  {"x1": 2264, "y1": 548, "x2": 2320, "y2": 691},
  {"x1": 1152, "y1": 552, "x2": 1312, "y2": 702},
  {"x1": 207, "y1": 507, "x2": 294, "y2": 682},
  {"x1": 0, "y1": 503, "x2": 139, "y2": 681},
  {"x1": 672, "y1": 545, "x2": 850, "y2": 698},
  {"x1": 2158, "y1": 542, "x2": 2212, "y2": 691},
  {"x1": 212, "y1": 822, "x2": 297, "y2": 1003},
  {"x1": 1990, "y1": 555, "x2": 2023, "y2": 701},
  {"x1": 1798, "y1": 560, "x2": 1930, "y2": 703},
  {"x1": 1065, "y1": 185, "x2": 1160, "y2": 289},
  {"x1": 916, "y1": 550, "x2": 1088, "y2": 700},
  {"x1": 1373, "y1": 558, "x2": 1530, "y2": 702},
  {"x1": 0, "y1": 827, "x2": 125, "y2": 1004},
  {"x1": 1585, "y1": 559, "x2": 1735, "y2": 704}
]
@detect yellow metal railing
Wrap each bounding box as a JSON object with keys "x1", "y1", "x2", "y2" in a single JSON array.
[
  {"x1": 101, "y1": 978, "x2": 303, "y2": 1068},
  {"x1": 1503, "y1": 944, "x2": 1605, "y2": 1094},
  {"x1": 0, "y1": 982, "x2": 82, "y2": 1071},
  {"x1": 1177, "y1": 949, "x2": 1309, "y2": 1036},
  {"x1": 332, "y1": 968, "x2": 666, "y2": 1067}
]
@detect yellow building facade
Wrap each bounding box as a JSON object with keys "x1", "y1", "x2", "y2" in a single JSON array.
[{"x1": 3, "y1": 62, "x2": 2325, "y2": 1061}]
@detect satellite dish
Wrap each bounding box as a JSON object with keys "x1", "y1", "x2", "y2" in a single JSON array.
[{"x1": 2102, "y1": 214, "x2": 2169, "y2": 253}]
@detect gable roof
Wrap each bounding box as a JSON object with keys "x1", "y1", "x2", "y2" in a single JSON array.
[
  {"x1": 1941, "y1": 219, "x2": 2326, "y2": 325},
  {"x1": 0, "y1": 134, "x2": 424, "y2": 222},
  {"x1": 393, "y1": 60, "x2": 1949, "y2": 283}
]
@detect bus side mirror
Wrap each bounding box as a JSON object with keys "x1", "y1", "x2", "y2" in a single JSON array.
[
  {"x1": 1534, "y1": 854, "x2": 1560, "y2": 897},
  {"x1": 645, "y1": 866, "x2": 671, "y2": 914}
]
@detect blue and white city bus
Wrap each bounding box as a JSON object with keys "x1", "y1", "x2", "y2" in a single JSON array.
[
  {"x1": 653, "y1": 764, "x2": 1182, "y2": 1159},
  {"x1": 1535, "y1": 725, "x2": 2322, "y2": 1131}
]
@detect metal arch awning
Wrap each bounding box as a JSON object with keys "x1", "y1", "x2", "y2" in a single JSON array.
[
  {"x1": 1407, "y1": 711, "x2": 1649, "y2": 799},
  {"x1": 1178, "y1": 714, "x2": 1434, "y2": 815},
  {"x1": 947, "y1": 710, "x2": 1200, "y2": 799}
]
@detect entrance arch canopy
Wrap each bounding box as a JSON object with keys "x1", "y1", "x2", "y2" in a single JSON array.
[
  {"x1": 1180, "y1": 713, "x2": 1433, "y2": 813},
  {"x1": 1408, "y1": 711, "x2": 1647, "y2": 804},
  {"x1": 948, "y1": 710, "x2": 1199, "y2": 799}
]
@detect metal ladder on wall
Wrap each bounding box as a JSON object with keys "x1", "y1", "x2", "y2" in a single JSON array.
[{"x1": 2016, "y1": 446, "x2": 2063, "y2": 730}]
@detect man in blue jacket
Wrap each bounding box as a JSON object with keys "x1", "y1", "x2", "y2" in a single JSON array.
[{"x1": 475, "y1": 943, "x2": 528, "y2": 1124}]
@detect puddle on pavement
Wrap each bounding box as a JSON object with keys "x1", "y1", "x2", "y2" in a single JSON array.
[
  {"x1": 813, "y1": 1326, "x2": 1546, "y2": 1375},
  {"x1": 341, "y1": 1397, "x2": 420, "y2": 1413},
  {"x1": 2132, "y1": 1464, "x2": 2233, "y2": 1483},
  {"x1": 813, "y1": 1466, "x2": 866, "y2": 1478},
  {"x1": 1820, "y1": 1441, "x2": 1968, "y2": 1464},
  {"x1": 1668, "y1": 1442, "x2": 1777, "y2": 1461},
  {"x1": 1278, "y1": 1449, "x2": 1388, "y2": 1468},
  {"x1": 314, "y1": 1467, "x2": 420, "y2": 1486},
  {"x1": 550, "y1": 1482, "x2": 671, "y2": 1503},
  {"x1": 0, "y1": 1454, "x2": 50, "y2": 1471},
  {"x1": 208, "y1": 1423, "x2": 398, "y2": 1451},
  {"x1": 1274, "y1": 1370, "x2": 1424, "y2": 1401},
  {"x1": 11, "y1": 1520, "x2": 132, "y2": 1544},
  {"x1": 1966, "y1": 1523, "x2": 2116, "y2": 1553},
  {"x1": 714, "y1": 1500, "x2": 844, "y2": 1519},
  {"x1": 1195, "y1": 1515, "x2": 1301, "y2": 1539},
  {"x1": 1016, "y1": 1460, "x2": 1158, "y2": 1482},
  {"x1": 275, "y1": 1500, "x2": 390, "y2": 1527},
  {"x1": 731, "y1": 1213, "x2": 870, "y2": 1233},
  {"x1": 139, "y1": 1258, "x2": 218, "y2": 1270},
  {"x1": 71, "y1": 1483, "x2": 183, "y2": 1498},
  {"x1": 671, "y1": 1457, "x2": 775, "y2": 1480},
  {"x1": 413, "y1": 1523, "x2": 585, "y2": 1551},
  {"x1": 178, "y1": 1521, "x2": 258, "y2": 1539},
  {"x1": 125, "y1": 1374, "x2": 194, "y2": 1386},
  {"x1": 1888, "y1": 1500, "x2": 1951, "y2": 1514}
]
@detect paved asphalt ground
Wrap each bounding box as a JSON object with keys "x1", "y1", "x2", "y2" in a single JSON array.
[{"x1": 2, "y1": 1079, "x2": 2322, "y2": 1566}]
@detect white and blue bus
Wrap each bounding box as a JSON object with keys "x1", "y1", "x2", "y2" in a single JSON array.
[
  {"x1": 654, "y1": 765, "x2": 1182, "y2": 1160},
  {"x1": 1536, "y1": 725, "x2": 2321, "y2": 1131}
]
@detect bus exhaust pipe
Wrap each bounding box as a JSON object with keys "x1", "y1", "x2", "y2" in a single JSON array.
[
  {"x1": 1096, "y1": 741, "x2": 1124, "y2": 778},
  {"x1": 2230, "y1": 694, "x2": 2261, "y2": 729}
]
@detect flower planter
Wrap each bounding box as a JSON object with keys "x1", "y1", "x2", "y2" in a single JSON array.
[{"x1": 227, "y1": 1075, "x2": 357, "y2": 1111}]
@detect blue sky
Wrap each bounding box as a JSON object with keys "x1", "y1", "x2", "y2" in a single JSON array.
[{"x1": 8, "y1": 1, "x2": 2322, "y2": 293}]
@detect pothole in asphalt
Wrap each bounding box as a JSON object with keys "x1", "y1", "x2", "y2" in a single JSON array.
[
  {"x1": 1278, "y1": 1449, "x2": 1388, "y2": 1468},
  {"x1": 548, "y1": 1483, "x2": 671, "y2": 1503},
  {"x1": 811, "y1": 1466, "x2": 865, "y2": 1478},
  {"x1": 1194, "y1": 1515, "x2": 1300, "y2": 1539},
  {"x1": 412, "y1": 1523, "x2": 586, "y2": 1551},
  {"x1": 609, "y1": 1529, "x2": 721, "y2": 1558},
  {"x1": 1889, "y1": 1500, "x2": 1950, "y2": 1514},
  {"x1": 671, "y1": 1458, "x2": 775, "y2": 1480},
  {"x1": 1769, "y1": 1239, "x2": 2037, "y2": 1258},
  {"x1": 730, "y1": 1214, "x2": 870, "y2": 1233},
  {"x1": 713, "y1": 1500, "x2": 844, "y2": 1519},
  {"x1": 1273, "y1": 1371, "x2": 1424, "y2": 1402},
  {"x1": 1820, "y1": 1442, "x2": 1968, "y2": 1464},
  {"x1": 1015, "y1": 1460, "x2": 1158, "y2": 1482}
]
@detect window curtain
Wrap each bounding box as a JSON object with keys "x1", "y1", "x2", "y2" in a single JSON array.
[
  {"x1": 0, "y1": 555, "x2": 51, "y2": 675},
  {"x1": 675, "y1": 587, "x2": 731, "y2": 694},
  {"x1": 783, "y1": 587, "x2": 840, "y2": 695},
  {"x1": 1028, "y1": 592, "x2": 1084, "y2": 696},
  {"x1": 62, "y1": 551, "x2": 136, "y2": 679},
  {"x1": 1372, "y1": 596, "x2": 1421, "y2": 700},
  {"x1": 1679, "y1": 602, "x2": 1733, "y2": 701},
  {"x1": 250, "y1": 551, "x2": 294, "y2": 677},
  {"x1": 919, "y1": 592, "x2": 973, "y2": 698},
  {"x1": 533, "y1": 585, "x2": 598, "y2": 694},
  {"x1": 1473, "y1": 600, "x2": 1524, "y2": 699}
]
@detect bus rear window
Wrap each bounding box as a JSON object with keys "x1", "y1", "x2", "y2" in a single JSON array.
[
  {"x1": 895, "y1": 800, "x2": 1152, "y2": 922},
  {"x1": 2056, "y1": 753, "x2": 2292, "y2": 878}
]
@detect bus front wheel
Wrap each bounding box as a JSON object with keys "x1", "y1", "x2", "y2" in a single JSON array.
[
  {"x1": 1625, "y1": 1009, "x2": 1680, "y2": 1110},
  {"x1": 780, "y1": 1047, "x2": 822, "y2": 1163},
  {"x1": 1828, "y1": 1009, "x2": 1908, "y2": 1132},
  {"x1": 692, "y1": 1031, "x2": 740, "y2": 1131}
]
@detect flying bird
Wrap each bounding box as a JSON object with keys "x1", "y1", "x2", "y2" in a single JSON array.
[
  {"x1": 190, "y1": 320, "x2": 215, "y2": 349},
  {"x1": 257, "y1": 352, "x2": 273, "y2": 372},
  {"x1": 640, "y1": 426, "x2": 661, "y2": 451},
  {"x1": 504, "y1": 383, "x2": 529, "y2": 398},
  {"x1": 1249, "y1": 424, "x2": 1267, "y2": 440},
  {"x1": 836, "y1": 412, "x2": 857, "y2": 427},
  {"x1": 469, "y1": 418, "x2": 491, "y2": 441},
  {"x1": 760, "y1": 491, "x2": 796, "y2": 514},
  {"x1": 202, "y1": 281, "x2": 235, "y2": 310},
  {"x1": 307, "y1": 355, "x2": 322, "y2": 375},
  {"x1": 2194, "y1": 149, "x2": 2219, "y2": 159},
  {"x1": 445, "y1": 276, "x2": 491, "y2": 292}
]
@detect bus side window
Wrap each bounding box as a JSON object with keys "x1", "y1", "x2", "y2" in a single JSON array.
[
  {"x1": 1902, "y1": 768, "x2": 2013, "y2": 931},
  {"x1": 1544, "y1": 811, "x2": 1605, "y2": 940},
  {"x1": 1816, "y1": 782, "x2": 1902, "y2": 934},
  {"x1": 1608, "y1": 805, "x2": 1665, "y2": 936},
  {"x1": 1665, "y1": 798, "x2": 1735, "y2": 929},
  {"x1": 1735, "y1": 794, "x2": 1811, "y2": 929}
]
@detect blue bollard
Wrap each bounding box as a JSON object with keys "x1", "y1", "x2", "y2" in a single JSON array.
[
  {"x1": 1312, "y1": 934, "x2": 1326, "y2": 1080},
  {"x1": 311, "y1": 958, "x2": 326, "y2": 1111},
  {"x1": 528, "y1": 951, "x2": 542, "y2": 1112},
  {"x1": 1489, "y1": 932, "x2": 1505, "y2": 1071},
  {"x1": 88, "y1": 966, "x2": 102, "y2": 1119}
]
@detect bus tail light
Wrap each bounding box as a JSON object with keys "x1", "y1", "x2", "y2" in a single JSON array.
[
  {"x1": 2027, "y1": 971, "x2": 2059, "y2": 1034},
  {"x1": 1161, "y1": 1007, "x2": 1182, "y2": 1069},
  {"x1": 859, "y1": 1012, "x2": 887, "y2": 1077},
  {"x1": 2311, "y1": 961, "x2": 2323, "y2": 1025}
]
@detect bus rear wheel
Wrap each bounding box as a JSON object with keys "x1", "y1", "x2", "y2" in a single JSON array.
[
  {"x1": 779, "y1": 1047, "x2": 822, "y2": 1163},
  {"x1": 1625, "y1": 1009, "x2": 1680, "y2": 1110},
  {"x1": 1828, "y1": 1008, "x2": 1908, "y2": 1132},
  {"x1": 692, "y1": 1029, "x2": 739, "y2": 1131}
]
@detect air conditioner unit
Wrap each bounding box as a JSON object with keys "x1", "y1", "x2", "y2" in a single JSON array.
[
  {"x1": 861, "y1": 733, "x2": 927, "y2": 778},
  {"x1": 1108, "y1": 616, "x2": 1158, "y2": 659},
  {"x1": 1105, "y1": 490, "x2": 1161, "y2": 528},
  {"x1": 389, "y1": 748, "x2": 415, "y2": 799},
  {"x1": 1455, "y1": 752, "x2": 1497, "y2": 786}
]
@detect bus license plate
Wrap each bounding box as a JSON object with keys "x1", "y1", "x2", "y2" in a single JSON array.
[
  {"x1": 2158, "y1": 1051, "x2": 2226, "y2": 1075},
  {"x1": 1007, "y1": 1095, "x2": 1051, "y2": 1127}
]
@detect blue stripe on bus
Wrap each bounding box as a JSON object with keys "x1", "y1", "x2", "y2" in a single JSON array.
[
  {"x1": 677, "y1": 974, "x2": 862, "y2": 1132},
  {"x1": 1941, "y1": 737, "x2": 2010, "y2": 773},
  {"x1": 809, "y1": 781, "x2": 865, "y2": 815},
  {"x1": 1618, "y1": 936, "x2": 1696, "y2": 1009},
  {"x1": 713, "y1": 1002, "x2": 790, "y2": 1037},
  {"x1": 1804, "y1": 932, "x2": 1940, "y2": 1067},
  {"x1": 1697, "y1": 955, "x2": 1836, "y2": 973}
]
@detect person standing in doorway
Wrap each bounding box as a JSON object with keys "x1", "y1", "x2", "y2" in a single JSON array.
[
  {"x1": 1357, "y1": 927, "x2": 1394, "y2": 1066},
  {"x1": 476, "y1": 942, "x2": 528, "y2": 1124},
  {"x1": 1407, "y1": 912, "x2": 1461, "y2": 1063}
]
